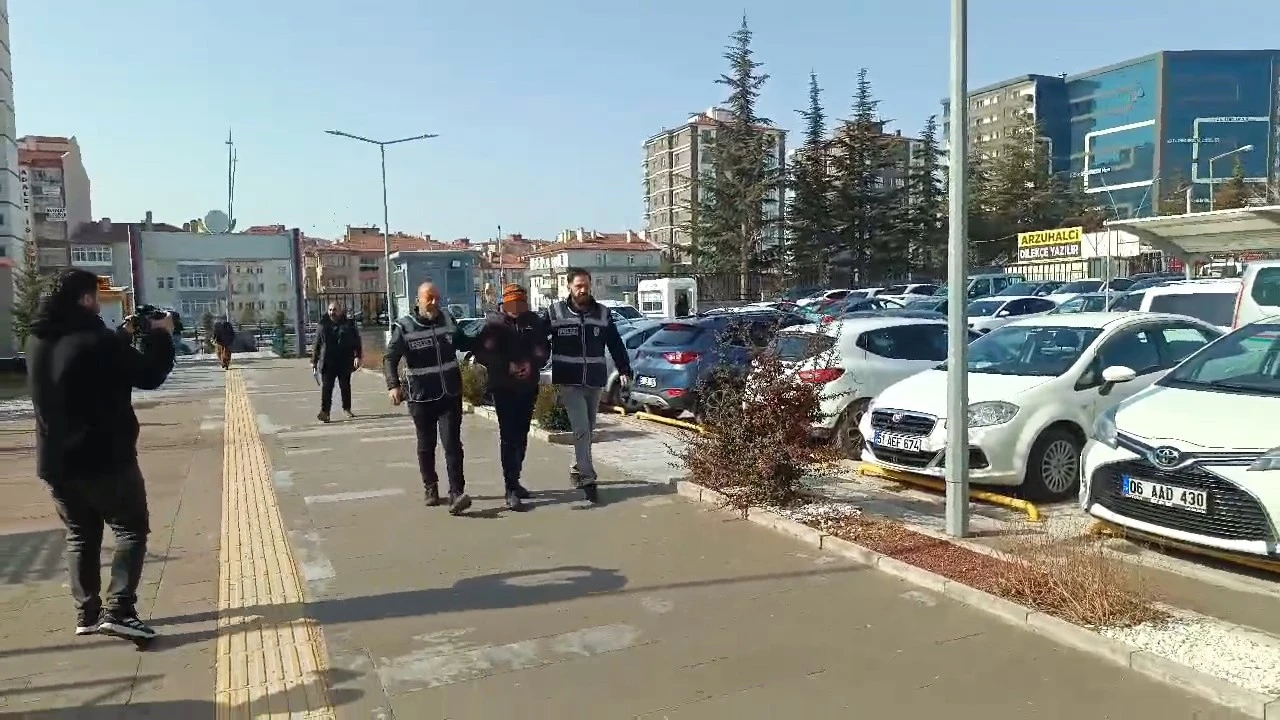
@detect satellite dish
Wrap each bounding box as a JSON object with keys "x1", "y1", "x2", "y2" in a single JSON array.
[{"x1": 204, "y1": 210, "x2": 230, "y2": 234}]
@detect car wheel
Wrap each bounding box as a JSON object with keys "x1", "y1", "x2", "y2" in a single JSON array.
[
  {"x1": 833, "y1": 399, "x2": 870, "y2": 460},
  {"x1": 1024, "y1": 426, "x2": 1082, "y2": 501}
]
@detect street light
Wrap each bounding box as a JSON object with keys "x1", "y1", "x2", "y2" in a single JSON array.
[
  {"x1": 1207, "y1": 144, "x2": 1254, "y2": 211},
  {"x1": 944, "y1": 0, "x2": 970, "y2": 538},
  {"x1": 324, "y1": 129, "x2": 438, "y2": 332}
]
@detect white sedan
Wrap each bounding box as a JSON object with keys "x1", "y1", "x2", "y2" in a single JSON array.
[
  {"x1": 965, "y1": 295, "x2": 1058, "y2": 334},
  {"x1": 771, "y1": 316, "x2": 980, "y2": 458},
  {"x1": 1082, "y1": 319, "x2": 1279, "y2": 556},
  {"x1": 859, "y1": 312, "x2": 1223, "y2": 500}
]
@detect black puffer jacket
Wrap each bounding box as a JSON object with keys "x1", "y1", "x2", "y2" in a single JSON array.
[{"x1": 27, "y1": 300, "x2": 175, "y2": 482}]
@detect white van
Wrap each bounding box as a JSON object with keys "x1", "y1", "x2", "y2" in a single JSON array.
[
  {"x1": 1107, "y1": 279, "x2": 1240, "y2": 331},
  {"x1": 1232, "y1": 259, "x2": 1280, "y2": 327}
]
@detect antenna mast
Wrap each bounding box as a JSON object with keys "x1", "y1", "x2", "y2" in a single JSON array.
[{"x1": 225, "y1": 128, "x2": 235, "y2": 229}]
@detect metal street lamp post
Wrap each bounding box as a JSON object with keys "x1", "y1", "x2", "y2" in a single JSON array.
[
  {"x1": 945, "y1": 0, "x2": 970, "y2": 538},
  {"x1": 324, "y1": 130, "x2": 438, "y2": 333},
  {"x1": 1207, "y1": 144, "x2": 1254, "y2": 211}
]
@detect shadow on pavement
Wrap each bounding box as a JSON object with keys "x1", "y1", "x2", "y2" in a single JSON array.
[
  {"x1": 3, "y1": 668, "x2": 363, "y2": 718},
  {"x1": 0, "y1": 529, "x2": 172, "y2": 586},
  {"x1": 471, "y1": 480, "x2": 674, "y2": 508},
  {"x1": 0, "y1": 562, "x2": 866, "y2": 661}
]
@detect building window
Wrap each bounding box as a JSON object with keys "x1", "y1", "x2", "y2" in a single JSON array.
[
  {"x1": 278, "y1": 266, "x2": 287, "y2": 275},
  {"x1": 71, "y1": 245, "x2": 112, "y2": 264},
  {"x1": 278, "y1": 301, "x2": 289, "y2": 310},
  {"x1": 609, "y1": 275, "x2": 619, "y2": 286},
  {"x1": 179, "y1": 272, "x2": 212, "y2": 289},
  {"x1": 627, "y1": 274, "x2": 636, "y2": 286},
  {"x1": 157, "y1": 277, "x2": 165, "y2": 289},
  {"x1": 595, "y1": 253, "x2": 605, "y2": 266},
  {"x1": 166, "y1": 277, "x2": 174, "y2": 288},
  {"x1": 627, "y1": 255, "x2": 635, "y2": 265},
  {"x1": 235, "y1": 266, "x2": 242, "y2": 274}
]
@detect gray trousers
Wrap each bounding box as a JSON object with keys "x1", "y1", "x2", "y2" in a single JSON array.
[{"x1": 558, "y1": 385, "x2": 602, "y2": 484}]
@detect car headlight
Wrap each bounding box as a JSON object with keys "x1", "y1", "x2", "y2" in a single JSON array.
[
  {"x1": 1092, "y1": 406, "x2": 1118, "y2": 449},
  {"x1": 1248, "y1": 447, "x2": 1280, "y2": 472},
  {"x1": 967, "y1": 401, "x2": 1018, "y2": 427}
]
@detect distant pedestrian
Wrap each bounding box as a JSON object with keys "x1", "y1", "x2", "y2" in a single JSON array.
[
  {"x1": 473, "y1": 284, "x2": 549, "y2": 511},
  {"x1": 383, "y1": 282, "x2": 476, "y2": 515},
  {"x1": 212, "y1": 316, "x2": 235, "y2": 370},
  {"x1": 311, "y1": 303, "x2": 363, "y2": 423},
  {"x1": 541, "y1": 268, "x2": 631, "y2": 503}
]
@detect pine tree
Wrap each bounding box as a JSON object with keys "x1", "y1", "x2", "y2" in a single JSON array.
[
  {"x1": 1213, "y1": 158, "x2": 1250, "y2": 210},
  {"x1": 828, "y1": 69, "x2": 906, "y2": 285},
  {"x1": 684, "y1": 16, "x2": 780, "y2": 296},
  {"x1": 901, "y1": 115, "x2": 947, "y2": 277},
  {"x1": 785, "y1": 72, "x2": 836, "y2": 285},
  {"x1": 11, "y1": 238, "x2": 48, "y2": 349},
  {"x1": 1157, "y1": 172, "x2": 1194, "y2": 216}
]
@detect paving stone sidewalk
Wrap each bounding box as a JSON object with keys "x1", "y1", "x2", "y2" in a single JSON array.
[{"x1": 242, "y1": 362, "x2": 1245, "y2": 719}]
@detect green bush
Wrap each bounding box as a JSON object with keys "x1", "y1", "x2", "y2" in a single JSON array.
[
  {"x1": 460, "y1": 363, "x2": 487, "y2": 406},
  {"x1": 533, "y1": 384, "x2": 571, "y2": 431}
]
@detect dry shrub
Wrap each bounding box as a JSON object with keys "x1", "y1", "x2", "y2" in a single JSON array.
[
  {"x1": 993, "y1": 525, "x2": 1164, "y2": 628},
  {"x1": 533, "y1": 384, "x2": 571, "y2": 431},
  {"x1": 675, "y1": 321, "x2": 840, "y2": 514},
  {"x1": 819, "y1": 515, "x2": 1163, "y2": 628},
  {"x1": 460, "y1": 363, "x2": 487, "y2": 406}
]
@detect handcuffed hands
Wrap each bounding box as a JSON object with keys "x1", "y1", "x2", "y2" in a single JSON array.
[{"x1": 509, "y1": 361, "x2": 532, "y2": 380}]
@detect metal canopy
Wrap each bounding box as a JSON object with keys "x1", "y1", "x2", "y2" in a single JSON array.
[{"x1": 1106, "y1": 205, "x2": 1280, "y2": 258}]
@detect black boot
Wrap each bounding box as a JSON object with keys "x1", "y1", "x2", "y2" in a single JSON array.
[
  {"x1": 424, "y1": 485, "x2": 443, "y2": 507},
  {"x1": 581, "y1": 483, "x2": 599, "y2": 504},
  {"x1": 511, "y1": 484, "x2": 532, "y2": 500},
  {"x1": 505, "y1": 491, "x2": 525, "y2": 511},
  {"x1": 449, "y1": 492, "x2": 472, "y2": 516}
]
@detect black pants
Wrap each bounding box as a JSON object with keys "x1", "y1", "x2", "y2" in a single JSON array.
[
  {"x1": 408, "y1": 395, "x2": 465, "y2": 495},
  {"x1": 45, "y1": 464, "x2": 150, "y2": 617},
  {"x1": 320, "y1": 369, "x2": 352, "y2": 414},
  {"x1": 492, "y1": 385, "x2": 538, "y2": 491}
]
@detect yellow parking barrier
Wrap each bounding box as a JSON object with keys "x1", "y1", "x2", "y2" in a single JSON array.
[
  {"x1": 1090, "y1": 519, "x2": 1280, "y2": 575},
  {"x1": 858, "y1": 462, "x2": 1042, "y2": 523},
  {"x1": 608, "y1": 405, "x2": 628, "y2": 416},
  {"x1": 634, "y1": 411, "x2": 707, "y2": 434}
]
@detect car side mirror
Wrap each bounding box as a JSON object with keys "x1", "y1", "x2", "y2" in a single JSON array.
[
  {"x1": 1098, "y1": 365, "x2": 1137, "y2": 396},
  {"x1": 996, "y1": 309, "x2": 1011, "y2": 317}
]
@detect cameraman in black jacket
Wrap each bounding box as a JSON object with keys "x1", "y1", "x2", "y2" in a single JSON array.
[{"x1": 27, "y1": 269, "x2": 176, "y2": 641}]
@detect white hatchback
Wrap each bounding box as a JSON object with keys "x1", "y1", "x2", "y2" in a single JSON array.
[
  {"x1": 965, "y1": 295, "x2": 1058, "y2": 334},
  {"x1": 771, "y1": 317, "x2": 978, "y2": 458},
  {"x1": 1082, "y1": 320, "x2": 1280, "y2": 556},
  {"x1": 859, "y1": 313, "x2": 1223, "y2": 500}
]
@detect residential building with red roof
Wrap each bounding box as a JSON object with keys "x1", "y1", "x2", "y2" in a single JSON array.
[{"x1": 527, "y1": 228, "x2": 660, "y2": 309}]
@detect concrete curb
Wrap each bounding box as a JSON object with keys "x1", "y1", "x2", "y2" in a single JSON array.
[
  {"x1": 670, "y1": 474, "x2": 1280, "y2": 719},
  {"x1": 470, "y1": 404, "x2": 592, "y2": 446}
]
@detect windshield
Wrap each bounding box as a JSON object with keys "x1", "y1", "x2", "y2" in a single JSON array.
[
  {"x1": 882, "y1": 284, "x2": 909, "y2": 294},
  {"x1": 1056, "y1": 280, "x2": 1103, "y2": 294},
  {"x1": 905, "y1": 298, "x2": 943, "y2": 310},
  {"x1": 1050, "y1": 295, "x2": 1108, "y2": 314},
  {"x1": 966, "y1": 299, "x2": 1006, "y2": 317},
  {"x1": 1160, "y1": 323, "x2": 1280, "y2": 396},
  {"x1": 773, "y1": 332, "x2": 836, "y2": 362},
  {"x1": 942, "y1": 325, "x2": 1103, "y2": 376},
  {"x1": 998, "y1": 283, "x2": 1037, "y2": 296},
  {"x1": 612, "y1": 305, "x2": 642, "y2": 319},
  {"x1": 1147, "y1": 291, "x2": 1236, "y2": 327}
]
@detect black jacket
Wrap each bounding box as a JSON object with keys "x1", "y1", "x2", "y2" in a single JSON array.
[
  {"x1": 311, "y1": 316, "x2": 363, "y2": 373},
  {"x1": 540, "y1": 298, "x2": 630, "y2": 388},
  {"x1": 27, "y1": 301, "x2": 176, "y2": 482},
  {"x1": 383, "y1": 309, "x2": 474, "y2": 402},
  {"x1": 212, "y1": 320, "x2": 235, "y2": 346},
  {"x1": 473, "y1": 310, "x2": 550, "y2": 389}
]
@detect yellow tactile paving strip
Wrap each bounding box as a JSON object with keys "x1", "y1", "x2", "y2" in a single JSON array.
[{"x1": 216, "y1": 370, "x2": 335, "y2": 719}]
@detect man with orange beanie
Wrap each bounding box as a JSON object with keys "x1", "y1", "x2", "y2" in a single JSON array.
[{"x1": 472, "y1": 284, "x2": 550, "y2": 510}]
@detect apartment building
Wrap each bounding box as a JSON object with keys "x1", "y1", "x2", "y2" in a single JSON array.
[
  {"x1": 18, "y1": 135, "x2": 92, "y2": 271},
  {"x1": 527, "y1": 229, "x2": 660, "y2": 310},
  {"x1": 0, "y1": 0, "x2": 20, "y2": 270},
  {"x1": 307, "y1": 225, "x2": 458, "y2": 297},
  {"x1": 643, "y1": 108, "x2": 786, "y2": 264},
  {"x1": 940, "y1": 74, "x2": 1067, "y2": 164}
]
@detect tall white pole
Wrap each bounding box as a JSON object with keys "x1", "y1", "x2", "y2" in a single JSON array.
[
  {"x1": 380, "y1": 144, "x2": 393, "y2": 332},
  {"x1": 944, "y1": 0, "x2": 971, "y2": 538}
]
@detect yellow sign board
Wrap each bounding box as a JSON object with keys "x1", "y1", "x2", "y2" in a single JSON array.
[{"x1": 1016, "y1": 226, "x2": 1083, "y2": 263}]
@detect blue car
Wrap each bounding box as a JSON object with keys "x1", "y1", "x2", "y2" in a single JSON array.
[{"x1": 627, "y1": 310, "x2": 807, "y2": 422}]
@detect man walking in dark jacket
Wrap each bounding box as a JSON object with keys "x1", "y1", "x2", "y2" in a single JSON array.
[
  {"x1": 311, "y1": 303, "x2": 363, "y2": 423},
  {"x1": 473, "y1": 284, "x2": 550, "y2": 511},
  {"x1": 212, "y1": 316, "x2": 235, "y2": 369},
  {"x1": 541, "y1": 268, "x2": 631, "y2": 504},
  {"x1": 384, "y1": 282, "x2": 476, "y2": 515},
  {"x1": 27, "y1": 269, "x2": 176, "y2": 640}
]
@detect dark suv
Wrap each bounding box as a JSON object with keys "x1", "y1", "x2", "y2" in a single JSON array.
[{"x1": 628, "y1": 311, "x2": 807, "y2": 422}]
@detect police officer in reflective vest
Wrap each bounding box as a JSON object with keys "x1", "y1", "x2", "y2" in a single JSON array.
[
  {"x1": 383, "y1": 281, "x2": 476, "y2": 515},
  {"x1": 540, "y1": 267, "x2": 631, "y2": 503}
]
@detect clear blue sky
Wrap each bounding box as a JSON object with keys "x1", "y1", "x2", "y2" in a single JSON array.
[{"x1": 11, "y1": 0, "x2": 1276, "y2": 242}]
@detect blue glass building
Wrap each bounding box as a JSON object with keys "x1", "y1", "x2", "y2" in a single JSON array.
[{"x1": 949, "y1": 50, "x2": 1280, "y2": 219}]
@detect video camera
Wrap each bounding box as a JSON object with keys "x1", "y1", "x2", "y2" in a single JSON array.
[{"x1": 122, "y1": 305, "x2": 183, "y2": 336}]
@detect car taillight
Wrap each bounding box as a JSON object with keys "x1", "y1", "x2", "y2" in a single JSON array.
[
  {"x1": 820, "y1": 316, "x2": 835, "y2": 324},
  {"x1": 798, "y1": 368, "x2": 844, "y2": 384},
  {"x1": 662, "y1": 351, "x2": 701, "y2": 364}
]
